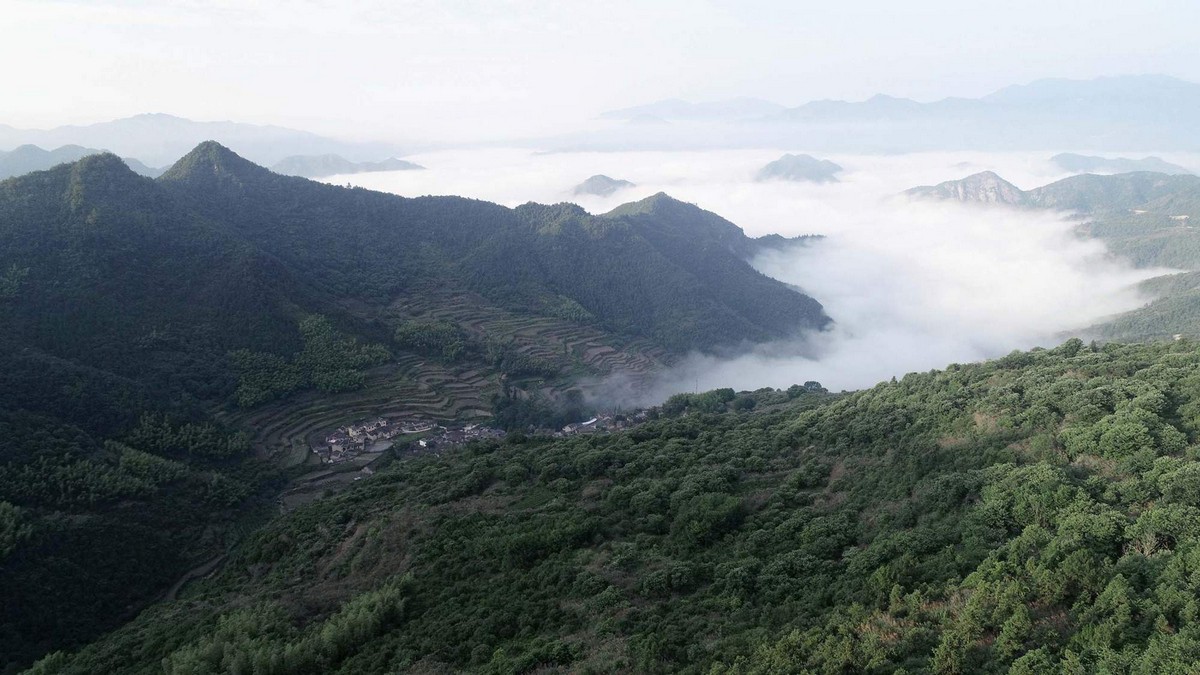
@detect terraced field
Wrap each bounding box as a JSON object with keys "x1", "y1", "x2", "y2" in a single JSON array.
[
  {"x1": 221, "y1": 357, "x2": 496, "y2": 465},
  {"x1": 389, "y1": 287, "x2": 670, "y2": 377},
  {"x1": 222, "y1": 288, "x2": 671, "y2": 466}
]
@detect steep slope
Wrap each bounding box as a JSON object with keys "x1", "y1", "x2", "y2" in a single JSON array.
[
  {"x1": 515, "y1": 196, "x2": 829, "y2": 347},
  {"x1": 0, "y1": 153, "x2": 371, "y2": 669},
  {"x1": 0, "y1": 152, "x2": 347, "y2": 393},
  {"x1": 36, "y1": 340, "x2": 1200, "y2": 674},
  {"x1": 1086, "y1": 271, "x2": 1200, "y2": 342},
  {"x1": 157, "y1": 143, "x2": 829, "y2": 351},
  {"x1": 0, "y1": 145, "x2": 831, "y2": 670}
]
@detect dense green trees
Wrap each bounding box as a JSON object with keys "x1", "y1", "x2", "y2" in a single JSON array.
[
  {"x1": 0, "y1": 407, "x2": 262, "y2": 669},
  {"x1": 0, "y1": 143, "x2": 837, "y2": 671},
  {"x1": 37, "y1": 340, "x2": 1200, "y2": 673},
  {"x1": 232, "y1": 315, "x2": 390, "y2": 406}
]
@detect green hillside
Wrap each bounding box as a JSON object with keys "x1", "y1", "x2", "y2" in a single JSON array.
[
  {"x1": 0, "y1": 143, "x2": 829, "y2": 671},
  {"x1": 32, "y1": 339, "x2": 1200, "y2": 673},
  {"x1": 156, "y1": 142, "x2": 828, "y2": 352}
]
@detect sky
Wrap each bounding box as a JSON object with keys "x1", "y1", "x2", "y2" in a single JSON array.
[{"x1": 2, "y1": 0, "x2": 1199, "y2": 142}]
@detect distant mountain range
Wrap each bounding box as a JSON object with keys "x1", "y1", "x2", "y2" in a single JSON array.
[
  {"x1": 572, "y1": 175, "x2": 636, "y2": 197},
  {"x1": 907, "y1": 169, "x2": 1200, "y2": 214},
  {"x1": 1050, "y1": 153, "x2": 1192, "y2": 175},
  {"x1": 600, "y1": 97, "x2": 786, "y2": 123},
  {"x1": 755, "y1": 154, "x2": 842, "y2": 183},
  {"x1": 0, "y1": 144, "x2": 161, "y2": 179},
  {"x1": 271, "y1": 154, "x2": 424, "y2": 178},
  {"x1": 579, "y1": 75, "x2": 1200, "y2": 152},
  {"x1": 0, "y1": 113, "x2": 406, "y2": 166}
]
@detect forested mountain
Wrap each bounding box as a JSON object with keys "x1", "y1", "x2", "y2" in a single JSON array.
[
  {"x1": 0, "y1": 144, "x2": 160, "y2": 179},
  {"x1": 0, "y1": 143, "x2": 829, "y2": 671},
  {"x1": 907, "y1": 170, "x2": 1200, "y2": 269},
  {"x1": 270, "y1": 154, "x2": 424, "y2": 178},
  {"x1": 154, "y1": 142, "x2": 827, "y2": 351},
  {"x1": 907, "y1": 170, "x2": 1200, "y2": 341},
  {"x1": 33, "y1": 339, "x2": 1200, "y2": 673}
]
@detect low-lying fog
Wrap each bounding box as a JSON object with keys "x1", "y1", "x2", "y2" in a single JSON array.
[{"x1": 324, "y1": 150, "x2": 1183, "y2": 397}]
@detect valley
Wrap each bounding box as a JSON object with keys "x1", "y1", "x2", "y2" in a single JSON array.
[
  {"x1": 11, "y1": 5, "x2": 1200, "y2": 672},
  {"x1": 6, "y1": 140, "x2": 1200, "y2": 674}
]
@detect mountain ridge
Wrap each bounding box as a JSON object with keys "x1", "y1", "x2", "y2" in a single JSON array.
[
  {"x1": 271, "y1": 154, "x2": 425, "y2": 178},
  {"x1": 0, "y1": 114, "x2": 408, "y2": 166},
  {"x1": 0, "y1": 143, "x2": 161, "y2": 179},
  {"x1": 572, "y1": 75, "x2": 1200, "y2": 152}
]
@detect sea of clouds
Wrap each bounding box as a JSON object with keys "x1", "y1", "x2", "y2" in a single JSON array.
[{"x1": 324, "y1": 149, "x2": 1187, "y2": 397}]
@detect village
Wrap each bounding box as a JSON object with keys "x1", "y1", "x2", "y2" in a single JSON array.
[
  {"x1": 320, "y1": 416, "x2": 506, "y2": 464},
  {"x1": 318, "y1": 409, "x2": 650, "y2": 465},
  {"x1": 320, "y1": 417, "x2": 435, "y2": 463}
]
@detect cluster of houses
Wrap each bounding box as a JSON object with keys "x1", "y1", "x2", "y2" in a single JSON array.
[
  {"x1": 558, "y1": 411, "x2": 648, "y2": 437},
  {"x1": 321, "y1": 417, "x2": 437, "y2": 463},
  {"x1": 415, "y1": 423, "x2": 506, "y2": 451},
  {"x1": 321, "y1": 409, "x2": 650, "y2": 465}
]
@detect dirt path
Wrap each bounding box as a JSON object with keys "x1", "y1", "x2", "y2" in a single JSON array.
[{"x1": 164, "y1": 554, "x2": 226, "y2": 601}]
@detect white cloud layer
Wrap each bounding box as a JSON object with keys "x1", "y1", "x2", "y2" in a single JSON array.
[{"x1": 326, "y1": 149, "x2": 1174, "y2": 397}]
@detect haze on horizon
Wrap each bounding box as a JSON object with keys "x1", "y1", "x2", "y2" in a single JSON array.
[{"x1": 3, "y1": 0, "x2": 1200, "y2": 144}]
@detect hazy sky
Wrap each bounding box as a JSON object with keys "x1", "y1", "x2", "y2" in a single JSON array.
[{"x1": 3, "y1": 0, "x2": 1199, "y2": 142}]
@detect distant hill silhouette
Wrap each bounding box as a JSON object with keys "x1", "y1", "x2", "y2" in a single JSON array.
[
  {"x1": 0, "y1": 143, "x2": 160, "y2": 179},
  {"x1": 1051, "y1": 153, "x2": 1192, "y2": 175},
  {"x1": 271, "y1": 154, "x2": 424, "y2": 178},
  {"x1": 572, "y1": 174, "x2": 636, "y2": 196},
  {"x1": 755, "y1": 154, "x2": 842, "y2": 183},
  {"x1": 0, "y1": 113, "x2": 406, "y2": 166}
]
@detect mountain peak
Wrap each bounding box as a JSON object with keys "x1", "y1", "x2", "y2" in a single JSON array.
[
  {"x1": 906, "y1": 171, "x2": 1028, "y2": 205},
  {"x1": 158, "y1": 141, "x2": 274, "y2": 189},
  {"x1": 572, "y1": 174, "x2": 636, "y2": 197},
  {"x1": 755, "y1": 153, "x2": 842, "y2": 183},
  {"x1": 603, "y1": 191, "x2": 690, "y2": 218}
]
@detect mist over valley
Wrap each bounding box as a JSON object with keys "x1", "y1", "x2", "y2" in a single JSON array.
[{"x1": 8, "y1": 2, "x2": 1200, "y2": 672}]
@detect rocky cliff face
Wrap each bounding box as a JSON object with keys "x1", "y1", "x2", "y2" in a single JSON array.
[{"x1": 905, "y1": 171, "x2": 1028, "y2": 205}]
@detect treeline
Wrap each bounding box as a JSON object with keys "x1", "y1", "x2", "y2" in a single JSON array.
[
  {"x1": 394, "y1": 319, "x2": 560, "y2": 379},
  {"x1": 231, "y1": 315, "x2": 390, "y2": 407},
  {"x1": 0, "y1": 407, "x2": 261, "y2": 669}
]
